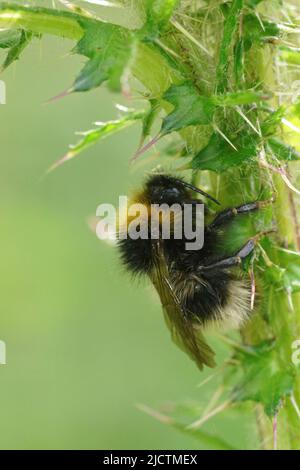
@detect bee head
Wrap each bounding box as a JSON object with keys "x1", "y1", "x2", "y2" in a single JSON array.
[
  {"x1": 145, "y1": 175, "x2": 188, "y2": 205},
  {"x1": 144, "y1": 174, "x2": 220, "y2": 206}
]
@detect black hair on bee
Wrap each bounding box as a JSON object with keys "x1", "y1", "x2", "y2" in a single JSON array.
[{"x1": 118, "y1": 174, "x2": 272, "y2": 370}]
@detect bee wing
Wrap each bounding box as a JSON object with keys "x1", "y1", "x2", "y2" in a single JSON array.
[{"x1": 150, "y1": 243, "x2": 216, "y2": 370}]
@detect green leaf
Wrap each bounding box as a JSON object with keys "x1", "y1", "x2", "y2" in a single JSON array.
[
  {"x1": 191, "y1": 132, "x2": 258, "y2": 173},
  {"x1": 268, "y1": 138, "x2": 300, "y2": 161},
  {"x1": 52, "y1": 108, "x2": 145, "y2": 170},
  {"x1": 217, "y1": 0, "x2": 243, "y2": 92},
  {"x1": 161, "y1": 82, "x2": 268, "y2": 135},
  {"x1": 161, "y1": 83, "x2": 215, "y2": 134},
  {"x1": 144, "y1": 0, "x2": 179, "y2": 36},
  {"x1": 232, "y1": 340, "x2": 295, "y2": 417},
  {"x1": 73, "y1": 21, "x2": 135, "y2": 92},
  {"x1": 1, "y1": 29, "x2": 33, "y2": 72},
  {"x1": 0, "y1": 29, "x2": 22, "y2": 49}
]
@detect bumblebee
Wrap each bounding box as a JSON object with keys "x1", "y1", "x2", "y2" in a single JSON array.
[{"x1": 118, "y1": 174, "x2": 272, "y2": 370}]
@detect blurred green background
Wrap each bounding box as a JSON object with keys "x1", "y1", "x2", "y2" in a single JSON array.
[{"x1": 0, "y1": 26, "x2": 258, "y2": 450}]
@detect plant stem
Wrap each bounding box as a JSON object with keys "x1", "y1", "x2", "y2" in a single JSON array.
[
  {"x1": 134, "y1": 1, "x2": 300, "y2": 449},
  {"x1": 0, "y1": 4, "x2": 84, "y2": 39}
]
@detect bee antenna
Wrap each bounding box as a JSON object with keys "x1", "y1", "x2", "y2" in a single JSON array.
[{"x1": 175, "y1": 179, "x2": 221, "y2": 206}]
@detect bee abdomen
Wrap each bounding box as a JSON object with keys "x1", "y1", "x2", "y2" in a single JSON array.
[{"x1": 181, "y1": 274, "x2": 251, "y2": 329}]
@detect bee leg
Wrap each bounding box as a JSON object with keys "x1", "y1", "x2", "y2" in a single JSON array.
[
  {"x1": 208, "y1": 197, "x2": 275, "y2": 230},
  {"x1": 198, "y1": 254, "x2": 244, "y2": 271},
  {"x1": 199, "y1": 230, "x2": 275, "y2": 272}
]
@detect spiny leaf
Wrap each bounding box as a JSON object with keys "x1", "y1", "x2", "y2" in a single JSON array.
[
  {"x1": 191, "y1": 132, "x2": 258, "y2": 173},
  {"x1": 71, "y1": 1, "x2": 180, "y2": 94},
  {"x1": 267, "y1": 138, "x2": 300, "y2": 161},
  {"x1": 232, "y1": 340, "x2": 295, "y2": 417},
  {"x1": 161, "y1": 82, "x2": 268, "y2": 135},
  {"x1": 52, "y1": 108, "x2": 145, "y2": 170},
  {"x1": 73, "y1": 21, "x2": 135, "y2": 92},
  {"x1": 1, "y1": 29, "x2": 33, "y2": 72},
  {"x1": 161, "y1": 83, "x2": 215, "y2": 134},
  {"x1": 74, "y1": 20, "x2": 115, "y2": 58}
]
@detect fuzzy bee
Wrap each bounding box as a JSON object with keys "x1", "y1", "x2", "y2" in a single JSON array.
[{"x1": 118, "y1": 174, "x2": 272, "y2": 370}]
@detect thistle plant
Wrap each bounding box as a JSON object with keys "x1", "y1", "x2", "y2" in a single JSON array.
[{"x1": 1, "y1": 0, "x2": 300, "y2": 450}]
